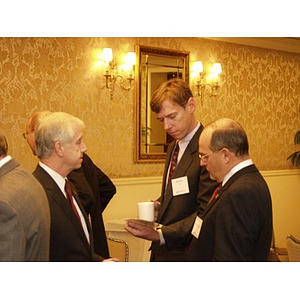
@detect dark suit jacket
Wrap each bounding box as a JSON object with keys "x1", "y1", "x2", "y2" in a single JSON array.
[
  {"x1": 33, "y1": 164, "x2": 101, "y2": 262},
  {"x1": 68, "y1": 153, "x2": 116, "y2": 258},
  {"x1": 151, "y1": 124, "x2": 218, "y2": 261},
  {"x1": 190, "y1": 164, "x2": 273, "y2": 261}
]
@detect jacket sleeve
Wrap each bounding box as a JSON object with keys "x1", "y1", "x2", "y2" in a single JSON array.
[
  {"x1": 94, "y1": 166, "x2": 116, "y2": 211},
  {"x1": 82, "y1": 153, "x2": 116, "y2": 212},
  {"x1": 0, "y1": 201, "x2": 25, "y2": 261}
]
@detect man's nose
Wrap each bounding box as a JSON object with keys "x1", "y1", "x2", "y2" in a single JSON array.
[
  {"x1": 163, "y1": 119, "x2": 171, "y2": 130},
  {"x1": 200, "y1": 159, "x2": 206, "y2": 167}
]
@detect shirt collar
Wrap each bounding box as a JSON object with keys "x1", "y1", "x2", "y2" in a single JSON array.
[
  {"x1": 222, "y1": 158, "x2": 253, "y2": 186},
  {"x1": 0, "y1": 155, "x2": 12, "y2": 168},
  {"x1": 38, "y1": 161, "x2": 67, "y2": 196},
  {"x1": 177, "y1": 122, "x2": 200, "y2": 162},
  {"x1": 179, "y1": 121, "x2": 200, "y2": 145}
]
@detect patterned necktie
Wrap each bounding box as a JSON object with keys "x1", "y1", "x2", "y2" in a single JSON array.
[
  {"x1": 167, "y1": 141, "x2": 179, "y2": 186},
  {"x1": 208, "y1": 183, "x2": 222, "y2": 205},
  {"x1": 65, "y1": 179, "x2": 82, "y2": 225}
]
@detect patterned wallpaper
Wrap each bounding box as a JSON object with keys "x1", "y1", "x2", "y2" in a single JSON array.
[{"x1": 0, "y1": 37, "x2": 299, "y2": 178}]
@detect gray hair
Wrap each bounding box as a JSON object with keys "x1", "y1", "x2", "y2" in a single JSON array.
[
  {"x1": 207, "y1": 118, "x2": 249, "y2": 157},
  {"x1": 35, "y1": 112, "x2": 85, "y2": 159}
]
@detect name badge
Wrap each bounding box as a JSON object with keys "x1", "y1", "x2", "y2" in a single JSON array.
[
  {"x1": 171, "y1": 176, "x2": 189, "y2": 196},
  {"x1": 191, "y1": 216, "x2": 203, "y2": 239}
]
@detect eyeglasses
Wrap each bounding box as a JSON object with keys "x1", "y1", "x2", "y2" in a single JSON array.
[
  {"x1": 199, "y1": 149, "x2": 224, "y2": 162},
  {"x1": 198, "y1": 152, "x2": 213, "y2": 161}
]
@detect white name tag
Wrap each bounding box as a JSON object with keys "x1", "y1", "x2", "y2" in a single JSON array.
[
  {"x1": 171, "y1": 176, "x2": 189, "y2": 196},
  {"x1": 191, "y1": 216, "x2": 203, "y2": 239}
]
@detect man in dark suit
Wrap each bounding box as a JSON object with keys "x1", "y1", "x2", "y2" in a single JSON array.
[
  {"x1": 0, "y1": 129, "x2": 50, "y2": 261},
  {"x1": 125, "y1": 79, "x2": 217, "y2": 261},
  {"x1": 33, "y1": 111, "x2": 117, "y2": 261},
  {"x1": 191, "y1": 118, "x2": 273, "y2": 261},
  {"x1": 25, "y1": 111, "x2": 116, "y2": 259}
]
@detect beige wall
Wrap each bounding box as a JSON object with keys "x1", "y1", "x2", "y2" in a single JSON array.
[
  {"x1": 262, "y1": 170, "x2": 300, "y2": 247},
  {"x1": 0, "y1": 37, "x2": 299, "y2": 177}
]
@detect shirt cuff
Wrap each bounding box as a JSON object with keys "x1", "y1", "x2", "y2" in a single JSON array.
[{"x1": 157, "y1": 227, "x2": 166, "y2": 245}]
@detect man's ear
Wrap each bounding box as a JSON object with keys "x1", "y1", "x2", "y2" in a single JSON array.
[
  {"x1": 187, "y1": 97, "x2": 196, "y2": 113},
  {"x1": 54, "y1": 141, "x2": 64, "y2": 157},
  {"x1": 221, "y1": 148, "x2": 231, "y2": 163}
]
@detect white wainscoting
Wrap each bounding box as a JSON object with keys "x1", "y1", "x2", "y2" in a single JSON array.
[{"x1": 103, "y1": 169, "x2": 300, "y2": 249}]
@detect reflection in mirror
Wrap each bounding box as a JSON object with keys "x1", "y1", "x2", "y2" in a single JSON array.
[{"x1": 134, "y1": 45, "x2": 189, "y2": 163}]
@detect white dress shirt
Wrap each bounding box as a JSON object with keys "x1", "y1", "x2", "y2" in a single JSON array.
[
  {"x1": 222, "y1": 158, "x2": 254, "y2": 186},
  {"x1": 178, "y1": 121, "x2": 200, "y2": 163}
]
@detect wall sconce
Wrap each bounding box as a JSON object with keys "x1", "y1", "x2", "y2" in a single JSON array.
[
  {"x1": 102, "y1": 48, "x2": 136, "y2": 99},
  {"x1": 193, "y1": 61, "x2": 222, "y2": 103}
]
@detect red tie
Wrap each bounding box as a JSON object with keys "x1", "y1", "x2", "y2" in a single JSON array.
[
  {"x1": 208, "y1": 183, "x2": 222, "y2": 205},
  {"x1": 167, "y1": 141, "x2": 179, "y2": 186},
  {"x1": 65, "y1": 179, "x2": 82, "y2": 225}
]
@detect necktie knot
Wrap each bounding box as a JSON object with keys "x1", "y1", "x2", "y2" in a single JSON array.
[{"x1": 65, "y1": 179, "x2": 73, "y2": 204}]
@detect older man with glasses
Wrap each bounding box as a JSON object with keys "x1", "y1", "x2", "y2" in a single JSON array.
[{"x1": 190, "y1": 118, "x2": 273, "y2": 261}]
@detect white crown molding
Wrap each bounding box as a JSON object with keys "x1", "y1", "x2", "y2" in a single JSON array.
[{"x1": 203, "y1": 37, "x2": 300, "y2": 54}]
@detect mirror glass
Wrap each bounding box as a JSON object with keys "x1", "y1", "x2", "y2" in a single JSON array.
[{"x1": 134, "y1": 45, "x2": 190, "y2": 163}]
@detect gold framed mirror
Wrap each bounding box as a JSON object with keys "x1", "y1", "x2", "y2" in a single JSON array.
[{"x1": 134, "y1": 45, "x2": 190, "y2": 163}]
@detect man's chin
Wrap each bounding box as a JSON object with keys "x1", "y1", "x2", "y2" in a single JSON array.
[{"x1": 74, "y1": 161, "x2": 83, "y2": 169}]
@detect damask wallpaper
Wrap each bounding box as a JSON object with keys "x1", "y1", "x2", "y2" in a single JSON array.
[{"x1": 0, "y1": 37, "x2": 299, "y2": 178}]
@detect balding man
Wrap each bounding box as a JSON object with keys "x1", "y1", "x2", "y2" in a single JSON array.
[{"x1": 191, "y1": 118, "x2": 273, "y2": 261}]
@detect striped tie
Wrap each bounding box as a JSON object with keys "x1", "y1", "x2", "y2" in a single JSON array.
[
  {"x1": 65, "y1": 179, "x2": 82, "y2": 225},
  {"x1": 167, "y1": 141, "x2": 179, "y2": 186}
]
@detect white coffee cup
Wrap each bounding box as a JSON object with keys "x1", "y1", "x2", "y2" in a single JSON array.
[{"x1": 137, "y1": 201, "x2": 155, "y2": 222}]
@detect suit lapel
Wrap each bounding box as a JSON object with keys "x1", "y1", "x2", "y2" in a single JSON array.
[
  {"x1": 69, "y1": 181, "x2": 94, "y2": 249},
  {"x1": 160, "y1": 141, "x2": 175, "y2": 195},
  {"x1": 201, "y1": 185, "x2": 224, "y2": 218},
  {"x1": 201, "y1": 164, "x2": 259, "y2": 218},
  {"x1": 34, "y1": 165, "x2": 91, "y2": 251},
  {"x1": 175, "y1": 124, "x2": 202, "y2": 177},
  {"x1": 159, "y1": 125, "x2": 203, "y2": 219}
]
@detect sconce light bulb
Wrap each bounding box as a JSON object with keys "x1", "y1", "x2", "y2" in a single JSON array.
[
  {"x1": 102, "y1": 48, "x2": 113, "y2": 63},
  {"x1": 126, "y1": 52, "x2": 136, "y2": 66},
  {"x1": 194, "y1": 61, "x2": 203, "y2": 73},
  {"x1": 212, "y1": 63, "x2": 222, "y2": 75}
]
